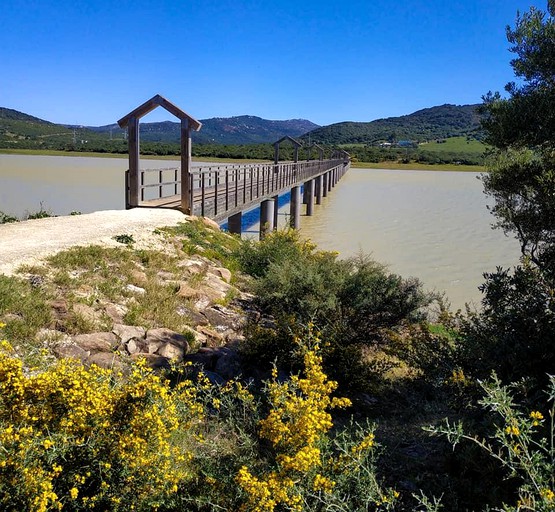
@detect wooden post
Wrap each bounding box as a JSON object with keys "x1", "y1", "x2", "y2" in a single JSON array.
[
  {"x1": 260, "y1": 199, "x2": 275, "y2": 238},
  {"x1": 273, "y1": 195, "x2": 279, "y2": 230},
  {"x1": 127, "y1": 116, "x2": 140, "y2": 208},
  {"x1": 306, "y1": 179, "x2": 315, "y2": 216},
  {"x1": 228, "y1": 212, "x2": 242, "y2": 235},
  {"x1": 303, "y1": 181, "x2": 309, "y2": 204},
  {"x1": 315, "y1": 175, "x2": 322, "y2": 205},
  {"x1": 181, "y1": 119, "x2": 191, "y2": 214},
  {"x1": 290, "y1": 185, "x2": 301, "y2": 229}
]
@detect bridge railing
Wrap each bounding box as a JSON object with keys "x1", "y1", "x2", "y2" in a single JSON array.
[
  {"x1": 189, "y1": 159, "x2": 345, "y2": 220},
  {"x1": 130, "y1": 158, "x2": 348, "y2": 221}
]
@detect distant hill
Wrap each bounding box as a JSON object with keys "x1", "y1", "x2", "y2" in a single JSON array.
[
  {"x1": 0, "y1": 106, "x2": 319, "y2": 147},
  {"x1": 0, "y1": 107, "x2": 54, "y2": 124},
  {"x1": 90, "y1": 116, "x2": 319, "y2": 145},
  {"x1": 303, "y1": 104, "x2": 482, "y2": 145}
]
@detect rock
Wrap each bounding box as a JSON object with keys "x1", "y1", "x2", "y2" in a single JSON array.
[
  {"x1": 183, "y1": 348, "x2": 219, "y2": 369},
  {"x1": 36, "y1": 329, "x2": 72, "y2": 345},
  {"x1": 203, "y1": 370, "x2": 225, "y2": 385},
  {"x1": 182, "y1": 325, "x2": 207, "y2": 346},
  {"x1": 176, "y1": 307, "x2": 209, "y2": 326},
  {"x1": 203, "y1": 273, "x2": 233, "y2": 297},
  {"x1": 72, "y1": 303, "x2": 103, "y2": 327},
  {"x1": 86, "y1": 352, "x2": 124, "y2": 371},
  {"x1": 196, "y1": 325, "x2": 224, "y2": 345},
  {"x1": 156, "y1": 342, "x2": 185, "y2": 361},
  {"x1": 52, "y1": 343, "x2": 89, "y2": 362},
  {"x1": 73, "y1": 332, "x2": 119, "y2": 353},
  {"x1": 144, "y1": 328, "x2": 190, "y2": 353},
  {"x1": 126, "y1": 338, "x2": 149, "y2": 355},
  {"x1": 194, "y1": 295, "x2": 213, "y2": 310},
  {"x1": 126, "y1": 284, "x2": 146, "y2": 295},
  {"x1": 104, "y1": 303, "x2": 128, "y2": 324},
  {"x1": 210, "y1": 267, "x2": 232, "y2": 283},
  {"x1": 112, "y1": 324, "x2": 146, "y2": 344},
  {"x1": 176, "y1": 282, "x2": 200, "y2": 299},
  {"x1": 1, "y1": 313, "x2": 23, "y2": 323},
  {"x1": 201, "y1": 217, "x2": 221, "y2": 231},
  {"x1": 156, "y1": 270, "x2": 175, "y2": 282},
  {"x1": 214, "y1": 347, "x2": 242, "y2": 380},
  {"x1": 50, "y1": 299, "x2": 69, "y2": 319},
  {"x1": 130, "y1": 269, "x2": 148, "y2": 285},
  {"x1": 202, "y1": 306, "x2": 241, "y2": 330},
  {"x1": 130, "y1": 353, "x2": 171, "y2": 370}
]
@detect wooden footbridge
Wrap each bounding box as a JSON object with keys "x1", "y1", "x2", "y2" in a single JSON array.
[{"x1": 118, "y1": 95, "x2": 350, "y2": 238}]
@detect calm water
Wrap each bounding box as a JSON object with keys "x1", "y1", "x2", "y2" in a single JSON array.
[
  {"x1": 297, "y1": 168, "x2": 521, "y2": 310},
  {"x1": 0, "y1": 154, "x2": 129, "y2": 216},
  {"x1": 0, "y1": 155, "x2": 521, "y2": 309}
]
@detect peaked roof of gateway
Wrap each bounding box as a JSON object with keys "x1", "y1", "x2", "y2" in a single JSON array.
[{"x1": 117, "y1": 94, "x2": 202, "y2": 131}]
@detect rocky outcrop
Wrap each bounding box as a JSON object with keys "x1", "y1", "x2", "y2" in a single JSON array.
[{"x1": 41, "y1": 256, "x2": 250, "y2": 381}]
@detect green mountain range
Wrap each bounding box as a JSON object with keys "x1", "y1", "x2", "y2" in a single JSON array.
[
  {"x1": 0, "y1": 108, "x2": 319, "y2": 148},
  {"x1": 0, "y1": 104, "x2": 483, "y2": 158},
  {"x1": 303, "y1": 104, "x2": 482, "y2": 145}
]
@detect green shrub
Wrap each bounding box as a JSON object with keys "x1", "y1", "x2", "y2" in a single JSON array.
[
  {"x1": 0, "y1": 211, "x2": 18, "y2": 224},
  {"x1": 427, "y1": 374, "x2": 555, "y2": 511},
  {"x1": 460, "y1": 262, "x2": 555, "y2": 394}
]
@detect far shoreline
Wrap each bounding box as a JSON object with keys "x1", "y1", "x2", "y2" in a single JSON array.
[{"x1": 0, "y1": 148, "x2": 486, "y2": 172}]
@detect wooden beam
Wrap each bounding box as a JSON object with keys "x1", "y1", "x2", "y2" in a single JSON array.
[
  {"x1": 118, "y1": 94, "x2": 202, "y2": 131},
  {"x1": 181, "y1": 119, "x2": 192, "y2": 214},
  {"x1": 127, "y1": 116, "x2": 140, "y2": 207}
]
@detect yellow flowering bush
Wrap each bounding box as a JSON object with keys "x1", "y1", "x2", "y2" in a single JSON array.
[
  {"x1": 237, "y1": 329, "x2": 397, "y2": 512},
  {"x1": 0, "y1": 338, "x2": 203, "y2": 512}
]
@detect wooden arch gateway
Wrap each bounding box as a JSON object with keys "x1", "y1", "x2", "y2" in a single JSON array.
[{"x1": 117, "y1": 94, "x2": 202, "y2": 213}]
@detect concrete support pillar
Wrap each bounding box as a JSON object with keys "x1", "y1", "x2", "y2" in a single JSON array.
[
  {"x1": 228, "y1": 212, "x2": 242, "y2": 235},
  {"x1": 272, "y1": 195, "x2": 279, "y2": 230},
  {"x1": 260, "y1": 199, "x2": 275, "y2": 238},
  {"x1": 306, "y1": 179, "x2": 315, "y2": 216},
  {"x1": 290, "y1": 185, "x2": 301, "y2": 229},
  {"x1": 327, "y1": 171, "x2": 332, "y2": 192},
  {"x1": 323, "y1": 173, "x2": 328, "y2": 197},
  {"x1": 302, "y1": 182, "x2": 309, "y2": 204},
  {"x1": 315, "y1": 175, "x2": 322, "y2": 205}
]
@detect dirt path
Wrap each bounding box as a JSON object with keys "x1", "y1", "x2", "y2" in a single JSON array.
[{"x1": 0, "y1": 208, "x2": 188, "y2": 276}]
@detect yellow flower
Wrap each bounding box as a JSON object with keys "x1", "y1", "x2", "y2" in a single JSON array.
[
  {"x1": 505, "y1": 424, "x2": 520, "y2": 436},
  {"x1": 540, "y1": 488, "x2": 555, "y2": 502},
  {"x1": 69, "y1": 487, "x2": 79, "y2": 500},
  {"x1": 530, "y1": 410, "x2": 544, "y2": 426}
]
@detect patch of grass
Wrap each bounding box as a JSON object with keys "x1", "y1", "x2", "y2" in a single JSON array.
[
  {"x1": 419, "y1": 136, "x2": 487, "y2": 155},
  {"x1": 0, "y1": 275, "x2": 52, "y2": 355},
  {"x1": 25, "y1": 205, "x2": 54, "y2": 220},
  {"x1": 352, "y1": 161, "x2": 485, "y2": 172},
  {"x1": 162, "y1": 219, "x2": 242, "y2": 271}
]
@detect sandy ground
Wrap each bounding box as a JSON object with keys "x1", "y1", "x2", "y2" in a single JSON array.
[{"x1": 0, "y1": 208, "x2": 189, "y2": 276}]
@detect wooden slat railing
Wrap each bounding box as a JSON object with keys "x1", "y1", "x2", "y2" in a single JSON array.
[{"x1": 130, "y1": 158, "x2": 349, "y2": 222}]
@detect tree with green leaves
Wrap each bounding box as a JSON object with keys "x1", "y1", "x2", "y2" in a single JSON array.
[
  {"x1": 481, "y1": 1, "x2": 555, "y2": 274},
  {"x1": 461, "y1": 2, "x2": 555, "y2": 390}
]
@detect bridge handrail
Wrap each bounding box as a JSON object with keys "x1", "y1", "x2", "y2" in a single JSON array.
[{"x1": 131, "y1": 157, "x2": 350, "y2": 219}]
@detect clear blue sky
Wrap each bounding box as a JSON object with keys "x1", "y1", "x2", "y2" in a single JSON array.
[{"x1": 0, "y1": 0, "x2": 544, "y2": 127}]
